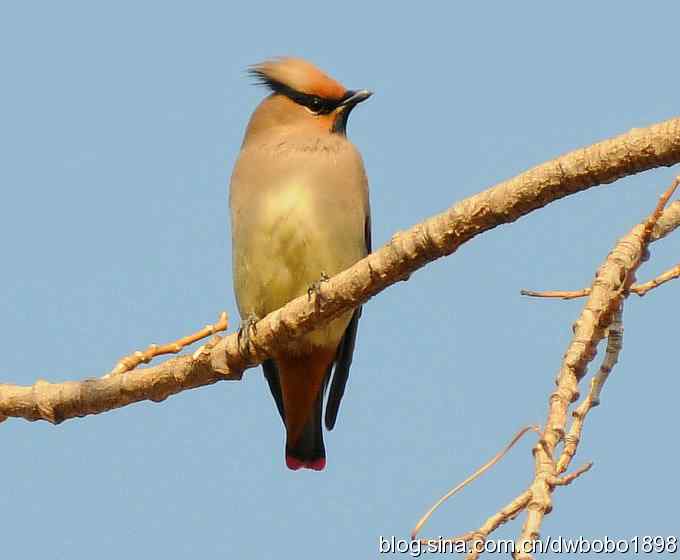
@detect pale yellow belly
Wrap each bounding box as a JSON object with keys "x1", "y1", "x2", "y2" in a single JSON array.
[{"x1": 232, "y1": 181, "x2": 364, "y2": 351}]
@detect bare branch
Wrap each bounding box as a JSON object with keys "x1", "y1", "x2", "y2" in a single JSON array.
[
  {"x1": 514, "y1": 176, "x2": 678, "y2": 559},
  {"x1": 405, "y1": 178, "x2": 676, "y2": 559},
  {"x1": 2, "y1": 117, "x2": 680, "y2": 424},
  {"x1": 0, "y1": 335, "x2": 225, "y2": 425},
  {"x1": 556, "y1": 309, "x2": 623, "y2": 475},
  {"x1": 630, "y1": 262, "x2": 680, "y2": 296},
  {"x1": 106, "y1": 312, "x2": 229, "y2": 377},
  {"x1": 211, "y1": 118, "x2": 680, "y2": 376},
  {"x1": 550, "y1": 462, "x2": 594, "y2": 487},
  {"x1": 522, "y1": 264, "x2": 680, "y2": 299},
  {"x1": 521, "y1": 196, "x2": 680, "y2": 300},
  {"x1": 520, "y1": 288, "x2": 589, "y2": 300}
]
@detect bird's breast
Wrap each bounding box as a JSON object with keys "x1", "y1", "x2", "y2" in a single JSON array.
[{"x1": 230, "y1": 144, "x2": 368, "y2": 349}]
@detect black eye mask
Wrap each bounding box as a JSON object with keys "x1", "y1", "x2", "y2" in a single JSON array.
[{"x1": 249, "y1": 69, "x2": 350, "y2": 115}]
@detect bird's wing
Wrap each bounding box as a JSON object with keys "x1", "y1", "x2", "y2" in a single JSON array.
[
  {"x1": 364, "y1": 212, "x2": 372, "y2": 253},
  {"x1": 263, "y1": 359, "x2": 285, "y2": 421},
  {"x1": 324, "y1": 213, "x2": 371, "y2": 430}
]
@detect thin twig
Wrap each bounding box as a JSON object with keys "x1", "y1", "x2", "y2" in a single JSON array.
[
  {"x1": 550, "y1": 461, "x2": 593, "y2": 486},
  {"x1": 520, "y1": 288, "x2": 590, "y2": 300},
  {"x1": 521, "y1": 178, "x2": 680, "y2": 302},
  {"x1": 631, "y1": 262, "x2": 680, "y2": 296},
  {"x1": 522, "y1": 264, "x2": 680, "y2": 299},
  {"x1": 105, "y1": 312, "x2": 228, "y2": 377}
]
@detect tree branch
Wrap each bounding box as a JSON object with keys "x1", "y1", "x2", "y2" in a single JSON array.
[
  {"x1": 403, "y1": 176, "x2": 677, "y2": 559},
  {"x1": 1, "y1": 116, "x2": 680, "y2": 424},
  {"x1": 521, "y1": 198, "x2": 680, "y2": 300},
  {"x1": 107, "y1": 312, "x2": 229, "y2": 376},
  {"x1": 514, "y1": 177, "x2": 678, "y2": 559}
]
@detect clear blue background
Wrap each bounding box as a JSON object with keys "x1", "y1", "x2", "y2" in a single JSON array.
[{"x1": 1, "y1": 2, "x2": 678, "y2": 558}]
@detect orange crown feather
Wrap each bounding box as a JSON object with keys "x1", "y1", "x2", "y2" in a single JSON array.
[{"x1": 249, "y1": 57, "x2": 347, "y2": 101}]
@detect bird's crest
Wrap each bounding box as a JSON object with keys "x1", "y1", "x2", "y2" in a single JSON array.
[{"x1": 249, "y1": 57, "x2": 346, "y2": 101}]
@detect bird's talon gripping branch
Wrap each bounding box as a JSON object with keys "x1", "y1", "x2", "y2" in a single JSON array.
[
  {"x1": 307, "y1": 271, "x2": 330, "y2": 306},
  {"x1": 237, "y1": 314, "x2": 260, "y2": 351}
]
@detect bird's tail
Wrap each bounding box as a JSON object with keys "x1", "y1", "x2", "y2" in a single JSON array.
[
  {"x1": 285, "y1": 388, "x2": 325, "y2": 471},
  {"x1": 277, "y1": 349, "x2": 334, "y2": 471}
]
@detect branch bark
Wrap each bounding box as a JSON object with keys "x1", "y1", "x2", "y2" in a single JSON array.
[
  {"x1": 1, "y1": 116, "x2": 680, "y2": 424},
  {"x1": 514, "y1": 178, "x2": 678, "y2": 559},
  {"x1": 521, "y1": 199, "x2": 680, "y2": 300},
  {"x1": 406, "y1": 177, "x2": 677, "y2": 560}
]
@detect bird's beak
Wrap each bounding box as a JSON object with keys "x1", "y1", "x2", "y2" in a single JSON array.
[
  {"x1": 338, "y1": 89, "x2": 373, "y2": 108},
  {"x1": 331, "y1": 89, "x2": 372, "y2": 135}
]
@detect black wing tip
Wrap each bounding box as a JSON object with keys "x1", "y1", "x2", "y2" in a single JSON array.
[
  {"x1": 262, "y1": 360, "x2": 285, "y2": 422},
  {"x1": 324, "y1": 309, "x2": 362, "y2": 431},
  {"x1": 324, "y1": 406, "x2": 339, "y2": 431}
]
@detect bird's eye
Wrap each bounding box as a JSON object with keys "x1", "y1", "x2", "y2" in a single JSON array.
[{"x1": 308, "y1": 96, "x2": 323, "y2": 113}]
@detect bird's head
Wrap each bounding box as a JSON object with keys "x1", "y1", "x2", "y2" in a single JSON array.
[{"x1": 243, "y1": 57, "x2": 371, "y2": 142}]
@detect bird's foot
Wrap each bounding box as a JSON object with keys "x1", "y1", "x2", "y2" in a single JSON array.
[
  {"x1": 237, "y1": 313, "x2": 260, "y2": 350},
  {"x1": 307, "y1": 272, "x2": 330, "y2": 309}
]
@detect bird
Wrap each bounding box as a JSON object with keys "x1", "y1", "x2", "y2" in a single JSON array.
[{"x1": 229, "y1": 58, "x2": 372, "y2": 470}]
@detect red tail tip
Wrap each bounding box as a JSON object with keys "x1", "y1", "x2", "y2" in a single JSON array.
[{"x1": 286, "y1": 455, "x2": 326, "y2": 471}]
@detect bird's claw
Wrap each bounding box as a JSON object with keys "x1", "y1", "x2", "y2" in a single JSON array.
[
  {"x1": 238, "y1": 313, "x2": 260, "y2": 349},
  {"x1": 307, "y1": 272, "x2": 330, "y2": 307}
]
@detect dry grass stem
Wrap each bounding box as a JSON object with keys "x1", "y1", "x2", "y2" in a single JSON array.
[{"x1": 411, "y1": 425, "x2": 539, "y2": 541}]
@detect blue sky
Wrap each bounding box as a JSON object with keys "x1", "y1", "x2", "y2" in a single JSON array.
[{"x1": 1, "y1": 2, "x2": 678, "y2": 558}]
